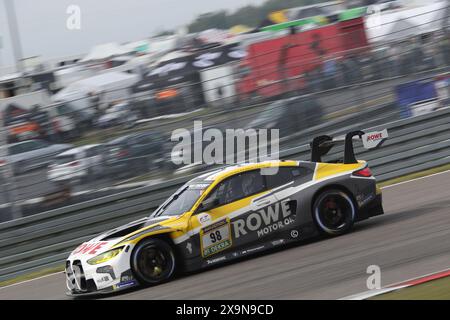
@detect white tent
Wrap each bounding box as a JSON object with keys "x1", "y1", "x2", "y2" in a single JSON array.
[
  {"x1": 80, "y1": 42, "x2": 132, "y2": 62},
  {"x1": 54, "y1": 71, "x2": 139, "y2": 98},
  {"x1": 53, "y1": 71, "x2": 140, "y2": 109},
  {"x1": 150, "y1": 35, "x2": 178, "y2": 51},
  {"x1": 365, "y1": 1, "x2": 447, "y2": 43}
]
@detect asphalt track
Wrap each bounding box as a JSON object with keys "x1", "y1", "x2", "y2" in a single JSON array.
[{"x1": 1, "y1": 170, "x2": 450, "y2": 300}]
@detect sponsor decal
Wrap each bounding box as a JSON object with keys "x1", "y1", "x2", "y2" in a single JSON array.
[
  {"x1": 356, "y1": 193, "x2": 375, "y2": 207},
  {"x1": 72, "y1": 241, "x2": 108, "y2": 255},
  {"x1": 356, "y1": 186, "x2": 376, "y2": 206},
  {"x1": 97, "y1": 276, "x2": 110, "y2": 283},
  {"x1": 362, "y1": 129, "x2": 388, "y2": 149},
  {"x1": 241, "y1": 245, "x2": 265, "y2": 255},
  {"x1": 232, "y1": 200, "x2": 295, "y2": 239},
  {"x1": 271, "y1": 239, "x2": 285, "y2": 246},
  {"x1": 200, "y1": 219, "x2": 232, "y2": 257},
  {"x1": 114, "y1": 280, "x2": 138, "y2": 289},
  {"x1": 206, "y1": 256, "x2": 227, "y2": 265},
  {"x1": 290, "y1": 230, "x2": 299, "y2": 238},
  {"x1": 197, "y1": 213, "x2": 212, "y2": 225},
  {"x1": 186, "y1": 242, "x2": 193, "y2": 254}
]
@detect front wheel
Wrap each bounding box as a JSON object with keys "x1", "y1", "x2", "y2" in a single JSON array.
[
  {"x1": 131, "y1": 238, "x2": 176, "y2": 286},
  {"x1": 313, "y1": 189, "x2": 355, "y2": 236}
]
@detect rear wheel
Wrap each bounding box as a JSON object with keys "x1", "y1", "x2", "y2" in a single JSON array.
[
  {"x1": 131, "y1": 238, "x2": 176, "y2": 286},
  {"x1": 313, "y1": 189, "x2": 355, "y2": 236}
]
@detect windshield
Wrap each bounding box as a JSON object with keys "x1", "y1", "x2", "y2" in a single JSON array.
[
  {"x1": 151, "y1": 183, "x2": 210, "y2": 217},
  {"x1": 107, "y1": 103, "x2": 127, "y2": 114},
  {"x1": 54, "y1": 155, "x2": 77, "y2": 165}
]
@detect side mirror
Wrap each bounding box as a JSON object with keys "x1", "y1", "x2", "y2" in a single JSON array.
[{"x1": 199, "y1": 197, "x2": 219, "y2": 212}]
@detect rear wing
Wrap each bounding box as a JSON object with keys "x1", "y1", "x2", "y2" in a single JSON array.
[{"x1": 310, "y1": 129, "x2": 388, "y2": 164}]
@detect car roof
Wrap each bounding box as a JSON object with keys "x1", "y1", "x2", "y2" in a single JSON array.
[
  {"x1": 107, "y1": 131, "x2": 160, "y2": 144},
  {"x1": 57, "y1": 144, "x2": 101, "y2": 156},
  {"x1": 5, "y1": 139, "x2": 43, "y2": 147},
  {"x1": 191, "y1": 160, "x2": 299, "y2": 183}
]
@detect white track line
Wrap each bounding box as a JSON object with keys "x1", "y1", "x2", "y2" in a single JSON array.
[
  {"x1": 340, "y1": 267, "x2": 450, "y2": 300},
  {"x1": 380, "y1": 169, "x2": 450, "y2": 189},
  {"x1": 0, "y1": 271, "x2": 64, "y2": 290}
]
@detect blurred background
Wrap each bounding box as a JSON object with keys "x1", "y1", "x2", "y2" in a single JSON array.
[{"x1": 0, "y1": 0, "x2": 449, "y2": 222}]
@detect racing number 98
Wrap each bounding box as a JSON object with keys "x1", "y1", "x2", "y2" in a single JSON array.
[{"x1": 210, "y1": 230, "x2": 222, "y2": 243}]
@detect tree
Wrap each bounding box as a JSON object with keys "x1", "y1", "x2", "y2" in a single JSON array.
[{"x1": 187, "y1": 0, "x2": 326, "y2": 32}]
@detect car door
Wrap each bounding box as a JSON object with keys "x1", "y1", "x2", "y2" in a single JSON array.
[
  {"x1": 138, "y1": 134, "x2": 153, "y2": 157},
  {"x1": 265, "y1": 166, "x2": 316, "y2": 230},
  {"x1": 130, "y1": 135, "x2": 146, "y2": 162},
  {"x1": 189, "y1": 169, "x2": 277, "y2": 260},
  {"x1": 24, "y1": 140, "x2": 50, "y2": 170},
  {"x1": 265, "y1": 166, "x2": 301, "y2": 219},
  {"x1": 90, "y1": 146, "x2": 104, "y2": 175}
]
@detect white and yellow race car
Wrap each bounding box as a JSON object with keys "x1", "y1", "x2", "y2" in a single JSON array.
[{"x1": 65, "y1": 130, "x2": 387, "y2": 296}]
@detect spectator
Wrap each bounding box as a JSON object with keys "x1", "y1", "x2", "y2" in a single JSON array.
[
  {"x1": 88, "y1": 91, "x2": 101, "y2": 123},
  {"x1": 388, "y1": 45, "x2": 401, "y2": 77},
  {"x1": 438, "y1": 32, "x2": 450, "y2": 67},
  {"x1": 411, "y1": 37, "x2": 425, "y2": 72},
  {"x1": 322, "y1": 54, "x2": 337, "y2": 89}
]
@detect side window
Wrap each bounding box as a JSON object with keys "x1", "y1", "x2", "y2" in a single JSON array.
[
  {"x1": 134, "y1": 135, "x2": 153, "y2": 146},
  {"x1": 32, "y1": 140, "x2": 49, "y2": 150},
  {"x1": 21, "y1": 141, "x2": 36, "y2": 152},
  {"x1": 206, "y1": 170, "x2": 266, "y2": 208},
  {"x1": 141, "y1": 135, "x2": 153, "y2": 145},
  {"x1": 240, "y1": 170, "x2": 266, "y2": 198},
  {"x1": 205, "y1": 181, "x2": 228, "y2": 207},
  {"x1": 266, "y1": 167, "x2": 303, "y2": 189},
  {"x1": 91, "y1": 146, "x2": 101, "y2": 156},
  {"x1": 9, "y1": 144, "x2": 22, "y2": 155},
  {"x1": 85, "y1": 148, "x2": 94, "y2": 157}
]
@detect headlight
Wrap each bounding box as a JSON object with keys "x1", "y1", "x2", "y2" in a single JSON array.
[{"x1": 87, "y1": 247, "x2": 124, "y2": 265}]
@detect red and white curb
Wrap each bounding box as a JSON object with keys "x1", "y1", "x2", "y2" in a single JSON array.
[{"x1": 341, "y1": 268, "x2": 450, "y2": 300}]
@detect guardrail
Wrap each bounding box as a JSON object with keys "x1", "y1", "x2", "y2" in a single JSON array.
[{"x1": 1, "y1": 106, "x2": 450, "y2": 282}]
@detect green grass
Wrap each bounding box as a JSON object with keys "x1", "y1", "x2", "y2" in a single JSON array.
[
  {"x1": 0, "y1": 265, "x2": 64, "y2": 288},
  {"x1": 378, "y1": 163, "x2": 450, "y2": 188},
  {"x1": 370, "y1": 276, "x2": 450, "y2": 300}
]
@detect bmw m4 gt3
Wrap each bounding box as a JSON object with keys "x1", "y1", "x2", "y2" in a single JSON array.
[{"x1": 65, "y1": 130, "x2": 387, "y2": 295}]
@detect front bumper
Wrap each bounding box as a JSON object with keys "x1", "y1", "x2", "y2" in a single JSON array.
[
  {"x1": 65, "y1": 256, "x2": 138, "y2": 296},
  {"x1": 65, "y1": 280, "x2": 139, "y2": 297}
]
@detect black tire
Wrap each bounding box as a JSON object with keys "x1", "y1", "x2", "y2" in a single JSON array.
[
  {"x1": 312, "y1": 189, "x2": 355, "y2": 236},
  {"x1": 131, "y1": 238, "x2": 176, "y2": 286}
]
